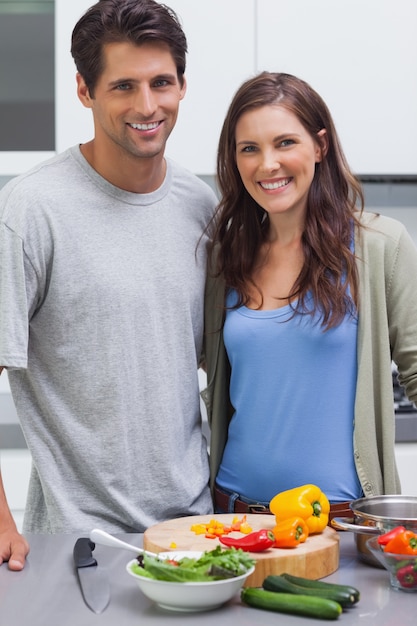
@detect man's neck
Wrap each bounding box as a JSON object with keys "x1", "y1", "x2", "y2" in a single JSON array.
[{"x1": 79, "y1": 141, "x2": 166, "y2": 194}]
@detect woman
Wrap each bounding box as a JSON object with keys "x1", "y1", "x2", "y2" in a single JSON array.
[{"x1": 203, "y1": 72, "x2": 417, "y2": 518}]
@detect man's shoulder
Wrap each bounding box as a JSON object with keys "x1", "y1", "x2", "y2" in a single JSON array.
[
  {"x1": 168, "y1": 159, "x2": 218, "y2": 205},
  {"x1": 1, "y1": 148, "x2": 76, "y2": 200},
  {"x1": 0, "y1": 147, "x2": 83, "y2": 227}
]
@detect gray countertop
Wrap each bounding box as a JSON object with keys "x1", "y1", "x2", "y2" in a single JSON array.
[{"x1": 0, "y1": 531, "x2": 415, "y2": 625}]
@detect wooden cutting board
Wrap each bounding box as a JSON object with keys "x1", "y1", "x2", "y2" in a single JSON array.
[{"x1": 144, "y1": 514, "x2": 340, "y2": 587}]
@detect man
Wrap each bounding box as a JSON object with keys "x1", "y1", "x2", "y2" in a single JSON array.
[{"x1": 0, "y1": 0, "x2": 216, "y2": 571}]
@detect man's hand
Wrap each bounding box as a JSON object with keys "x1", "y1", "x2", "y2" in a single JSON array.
[{"x1": 0, "y1": 526, "x2": 30, "y2": 570}]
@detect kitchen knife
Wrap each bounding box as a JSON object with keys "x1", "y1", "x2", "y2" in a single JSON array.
[{"x1": 73, "y1": 537, "x2": 110, "y2": 614}]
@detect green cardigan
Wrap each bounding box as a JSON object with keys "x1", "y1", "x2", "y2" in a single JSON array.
[{"x1": 202, "y1": 212, "x2": 417, "y2": 496}]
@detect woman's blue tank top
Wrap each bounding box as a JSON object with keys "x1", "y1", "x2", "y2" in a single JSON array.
[{"x1": 216, "y1": 290, "x2": 362, "y2": 503}]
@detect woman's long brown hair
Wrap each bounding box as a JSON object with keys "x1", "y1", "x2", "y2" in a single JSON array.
[{"x1": 210, "y1": 72, "x2": 364, "y2": 330}]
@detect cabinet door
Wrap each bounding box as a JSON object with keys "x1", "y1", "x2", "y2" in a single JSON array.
[
  {"x1": 55, "y1": 0, "x2": 94, "y2": 154},
  {"x1": 165, "y1": 0, "x2": 255, "y2": 174},
  {"x1": 256, "y1": 0, "x2": 417, "y2": 175}
]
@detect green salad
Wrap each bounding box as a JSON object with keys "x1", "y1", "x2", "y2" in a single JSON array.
[{"x1": 130, "y1": 546, "x2": 255, "y2": 582}]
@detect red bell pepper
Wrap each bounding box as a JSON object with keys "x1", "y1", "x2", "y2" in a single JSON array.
[
  {"x1": 377, "y1": 526, "x2": 406, "y2": 546},
  {"x1": 219, "y1": 529, "x2": 275, "y2": 552},
  {"x1": 396, "y1": 562, "x2": 417, "y2": 588}
]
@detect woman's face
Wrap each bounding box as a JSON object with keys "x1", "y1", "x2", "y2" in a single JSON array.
[{"x1": 235, "y1": 104, "x2": 325, "y2": 221}]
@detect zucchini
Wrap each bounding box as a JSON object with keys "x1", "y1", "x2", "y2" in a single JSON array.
[
  {"x1": 241, "y1": 588, "x2": 342, "y2": 620},
  {"x1": 280, "y1": 572, "x2": 360, "y2": 603},
  {"x1": 263, "y1": 574, "x2": 355, "y2": 608}
]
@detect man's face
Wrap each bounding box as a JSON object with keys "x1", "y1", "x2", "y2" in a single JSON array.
[{"x1": 77, "y1": 41, "x2": 186, "y2": 162}]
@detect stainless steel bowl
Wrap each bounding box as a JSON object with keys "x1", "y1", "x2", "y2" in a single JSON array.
[{"x1": 331, "y1": 495, "x2": 417, "y2": 566}]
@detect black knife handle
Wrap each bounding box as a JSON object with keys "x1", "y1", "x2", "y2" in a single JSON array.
[{"x1": 73, "y1": 538, "x2": 97, "y2": 568}]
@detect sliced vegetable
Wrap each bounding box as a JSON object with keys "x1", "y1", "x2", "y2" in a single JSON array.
[
  {"x1": 272, "y1": 516, "x2": 309, "y2": 548},
  {"x1": 262, "y1": 575, "x2": 356, "y2": 608},
  {"x1": 241, "y1": 588, "x2": 342, "y2": 620},
  {"x1": 384, "y1": 529, "x2": 417, "y2": 555},
  {"x1": 377, "y1": 525, "x2": 406, "y2": 546},
  {"x1": 280, "y1": 572, "x2": 360, "y2": 603},
  {"x1": 219, "y1": 529, "x2": 275, "y2": 552},
  {"x1": 269, "y1": 484, "x2": 330, "y2": 533},
  {"x1": 190, "y1": 515, "x2": 252, "y2": 538}
]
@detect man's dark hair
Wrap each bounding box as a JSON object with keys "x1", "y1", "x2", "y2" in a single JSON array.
[{"x1": 71, "y1": 0, "x2": 187, "y2": 97}]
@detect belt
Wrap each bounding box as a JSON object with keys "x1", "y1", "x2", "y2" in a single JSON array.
[{"x1": 214, "y1": 486, "x2": 352, "y2": 524}]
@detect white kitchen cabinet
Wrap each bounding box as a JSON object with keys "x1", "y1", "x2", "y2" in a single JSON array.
[
  {"x1": 55, "y1": 0, "x2": 97, "y2": 154},
  {"x1": 163, "y1": 0, "x2": 255, "y2": 174},
  {"x1": 256, "y1": 0, "x2": 417, "y2": 175}
]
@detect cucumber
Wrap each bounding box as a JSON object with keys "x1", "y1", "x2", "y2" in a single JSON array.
[
  {"x1": 280, "y1": 572, "x2": 360, "y2": 603},
  {"x1": 263, "y1": 574, "x2": 355, "y2": 608},
  {"x1": 241, "y1": 588, "x2": 342, "y2": 620}
]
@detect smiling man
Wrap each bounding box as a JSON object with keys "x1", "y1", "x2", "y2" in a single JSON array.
[
  {"x1": 0, "y1": 0, "x2": 216, "y2": 571},
  {"x1": 77, "y1": 39, "x2": 186, "y2": 192}
]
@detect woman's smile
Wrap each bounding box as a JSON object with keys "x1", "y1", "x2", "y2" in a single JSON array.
[{"x1": 258, "y1": 176, "x2": 293, "y2": 191}]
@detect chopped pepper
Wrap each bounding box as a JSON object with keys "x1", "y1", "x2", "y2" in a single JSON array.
[
  {"x1": 377, "y1": 526, "x2": 406, "y2": 546},
  {"x1": 219, "y1": 529, "x2": 275, "y2": 552},
  {"x1": 269, "y1": 484, "x2": 330, "y2": 534},
  {"x1": 396, "y1": 562, "x2": 417, "y2": 588},
  {"x1": 234, "y1": 517, "x2": 253, "y2": 534},
  {"x1": 190, "y1": 515, "x2": 252, "y2": 539},
  {"x1": 384, "y1": 529, "x2": 417, "y2": 555},
  {"x1": 272, "y1": 516, "x2": 309, "y2": 548}
]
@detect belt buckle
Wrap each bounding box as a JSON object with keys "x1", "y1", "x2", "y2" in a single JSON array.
[{"x1": 247, "y1": 503, "x2": 269, "y2": 513}]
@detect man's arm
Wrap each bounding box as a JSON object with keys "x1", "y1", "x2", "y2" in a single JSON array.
[{"x1": 0, "y1": 366, "x2": 30, "y2": 569}]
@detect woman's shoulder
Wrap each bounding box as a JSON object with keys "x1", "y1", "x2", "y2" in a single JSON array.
[
  {"x1": 358, "y1": 210, "x2": 407, "y2": 235},
  {"x1": 357, "y1": 210, "x2": 411, "y2": 246},
  {"x1": 356, "y1": 210, "x2": 417, "y2": 266}
]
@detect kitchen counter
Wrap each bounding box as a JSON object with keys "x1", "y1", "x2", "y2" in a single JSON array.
[{"x1": 0, "y1": 532, "x2": 415, "y2": 625}]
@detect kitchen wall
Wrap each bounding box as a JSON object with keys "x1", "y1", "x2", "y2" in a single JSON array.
[{"x1": 1, "y1": 0, "x2": 417, "y2": 529}]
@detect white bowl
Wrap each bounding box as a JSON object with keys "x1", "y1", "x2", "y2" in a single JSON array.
[{"x1": 126, "y1": 551, "x2": 255, "y2": 612}]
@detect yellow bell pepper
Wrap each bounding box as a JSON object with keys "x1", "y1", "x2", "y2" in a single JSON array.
[{"x1": 269, "y1": 484, "x2": 330, "y2": 534}]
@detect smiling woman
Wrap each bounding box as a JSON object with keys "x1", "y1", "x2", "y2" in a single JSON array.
[{"x1": 203, "y1": 71, "x2": 417, "y2": 519}]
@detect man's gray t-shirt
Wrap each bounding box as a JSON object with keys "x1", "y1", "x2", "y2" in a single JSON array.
[{"x1": 0, "y1": 146, "x2": 215, "y2": 532}]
